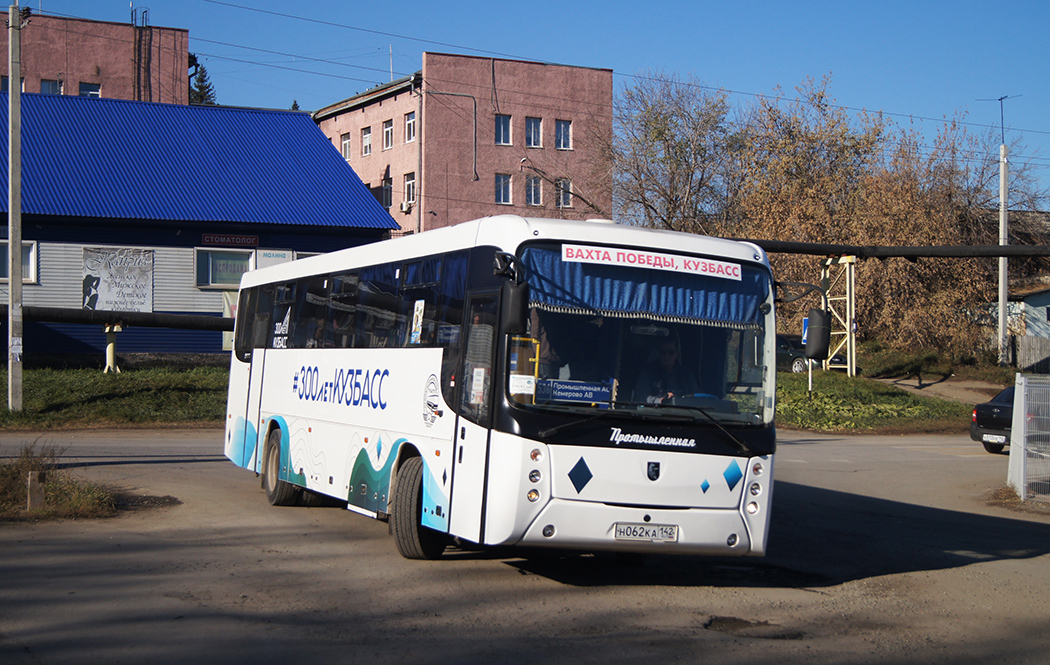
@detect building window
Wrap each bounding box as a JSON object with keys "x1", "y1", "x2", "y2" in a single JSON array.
[
  {"x1": 1, "y1": 76, "x2": 23, "y2": 92},
  {"x1": 495, "y1": 174, "x2": 512, "y2": 204},
  {"x1": 405, "y1": 112, "x2": 416, "y2": 143},
  {"x1": 361, "y1": 126, "x2": 372, "y2": 156},
  {"x1": 79, "y1": 82, "x2": 101, "y2": 98},
  {"x1": 555, "y1": 119, "x2": 572, "y2": 150},
  {"x1": 495, "y1": 114, "x2": 511, "y2": 145},
  {"x1": 195, "y1": 249, "x2": 252, "y2": 288},
  {"x1": 382, "y1": 119, "x2": 393, "y2": 150},
  {"x1": 0, "y1": 241, "x2": 36, "y2": 283},
  {"x1": 404, "y1": 172, "x2": 416, "y2": 204},
  {"x1": 526, "y1": 117, "x2": 542, "y2": 148},
  {"x1": 556, "y1": 178, "x2": 572, "y2": 208},
  {"x1": 40, "y1": 79, "x2": 62, "y2": 95},
  {"x1": 526, "y1": 175, "x2": 542, "y2": 206},
  {"x1": 340, "y1": 133, "x2": 352, "y2": 161},
  {"x1": 381, "y1": 177, "x2": 393, "y2": 208}
]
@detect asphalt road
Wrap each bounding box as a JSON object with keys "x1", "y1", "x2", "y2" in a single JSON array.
[{"x1": 2, "y1": 429, "x2": 1050, "y2": 664}]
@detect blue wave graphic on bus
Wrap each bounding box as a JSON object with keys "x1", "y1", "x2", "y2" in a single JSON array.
[
  {"x1": 227, "y1": 416, "x2": 258, "y2": 470},
  {"x1": 267, "y1": 416, "x2": 306, "y2": 486},
  {"x1": 347, "y1": 439, "x2": 449, "y2": 534},
  {"x1": 349, "y1": 437, "x2": 402, "y2": 515}
]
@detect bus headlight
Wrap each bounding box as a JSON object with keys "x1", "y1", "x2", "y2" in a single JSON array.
[
  {"x1": 527, "y1": 489, "x2": 540, "y2": 502},
  {"x1": 529, "y1": 470, "x2": 542, "y2": 483},
  {"x1": 749, "y1": 482, "x2": 762, "y2": 496},
  {"x1": 746, "y1": 502, "x2": 759, "y2": 514},
  {"x1": 530, "y1": 449, "x2": 543, "y2": 462},
  {"x1": 751, "y1": 461, "x2": 764, "y2": 476}
]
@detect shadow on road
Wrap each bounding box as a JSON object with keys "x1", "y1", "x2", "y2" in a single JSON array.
[{"x1": 508, "y1": 480, "x2": 1050, "y2": 587}]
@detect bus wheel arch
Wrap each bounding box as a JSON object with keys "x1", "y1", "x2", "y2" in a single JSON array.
[
  {"x1": 262, "y1": 424, "x2": 298, "y2": 507},
  {"x1": 391, "y1": 453, "x2": 447, "y2": 560}
]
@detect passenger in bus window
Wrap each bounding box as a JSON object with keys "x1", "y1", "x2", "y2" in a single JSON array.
[{"x1": 631, "y1": 337, "x2": 699, "y2": 405}]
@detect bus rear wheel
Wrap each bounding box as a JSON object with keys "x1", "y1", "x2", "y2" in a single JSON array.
[
  {"x1": 392, "y1": 456, "x2": 446, "y2": 560},
  {"x1": 263, "y1": 429, "x2": 298, "y2": 506}
]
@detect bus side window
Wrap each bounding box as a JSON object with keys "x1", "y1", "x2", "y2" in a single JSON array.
[
  {"x1": 292, "y1": 275, "x2": 329, "y2": 349},
  {"x1": 460, "y1": 297, "x2": 497, "y2": 425},
  {"x1": 269, "y1": 282, "x2": 296, "y2": 349},
  {"x1": 357, "y1": 264, "x2": 402, "y2": 348},
  {"x1": 252, "y1": 284, "x2": 276, "y2": 350},
  {"x1": 328, "y1": 272, "x2": 358, "y2": 349},
  {"x1": 234, "y1": 287, "x2": 257, "y2": 363},
  {"x1": 437, "y1": 251, "x2": 468, "y2": 409}
]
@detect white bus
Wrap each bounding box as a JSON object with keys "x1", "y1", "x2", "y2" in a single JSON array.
[{"x1": 224, "y1": 215, "x2": 778, "y2": 559}]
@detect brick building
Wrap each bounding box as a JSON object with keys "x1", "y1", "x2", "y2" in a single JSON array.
[
  {"x1": 314, "y1": 53, "x2": 613, "y2": 233},
  {"x1": 0, "y1": 8, "x2": 189, "y2": 103}
]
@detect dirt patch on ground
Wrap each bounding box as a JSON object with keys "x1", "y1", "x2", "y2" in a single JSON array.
[
  {"x1": 113, "y1": 492, "x2": 183, "y2": 512},
  {"x1": 875, "y1": 376, "x2": 1006, "y2": 405},
  {"x1": 984, "y1": 485, "x2": 1050, "y2": 515}
]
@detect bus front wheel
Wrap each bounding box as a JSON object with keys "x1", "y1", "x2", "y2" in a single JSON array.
[
  {"x1": 392, "y1": 456, "x2": 446, "y2": 560},
  {"x1": 263, "y1": 429, "x2": 298, "y2": 506}
]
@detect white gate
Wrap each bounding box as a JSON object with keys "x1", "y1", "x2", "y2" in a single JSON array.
[{"x1": 1007, "y1": 374, "x2": 1050, "y2": 502}]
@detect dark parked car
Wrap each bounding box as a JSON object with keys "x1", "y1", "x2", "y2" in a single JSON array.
[
  {"x1": 970, "y1": 387, "x2": 1013, "y2": 454},
  {"x1": 775, "y1": 334, "x2": 848, "y2": 373}
]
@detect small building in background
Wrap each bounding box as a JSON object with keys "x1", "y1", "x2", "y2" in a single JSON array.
[
  {"x1": 0, "y1": 7, "x2": 190, "y2": 104},
  {"x1": 0, "y1": 93, "x2": 397, "y2": 358},
  {"x1": 314, "y1": 52, "x2": 613, "y2": 234}
]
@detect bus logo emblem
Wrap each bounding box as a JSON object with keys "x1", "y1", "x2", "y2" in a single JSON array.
[
  {"x1": 422, "y1": 375, "x2": 441, "y2": 427},
  {"x1": 647, "y1": 462, "x2": 660, "y2": 481}
]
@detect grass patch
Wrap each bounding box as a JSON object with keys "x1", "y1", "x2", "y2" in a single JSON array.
[
  {"x1": 777, "y1": 371, "x2": 972, "y2": 433},
  {"x1": 0, "y1": 367, "x2": 228, "y2": 430},
  {"x1": 0, "y1": 444, "x2": 116, "y2": 520}
]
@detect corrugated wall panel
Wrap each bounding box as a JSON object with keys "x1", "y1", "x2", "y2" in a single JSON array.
[{"x1": 2, "y1": 242, "x2": 227, "y2": 314}]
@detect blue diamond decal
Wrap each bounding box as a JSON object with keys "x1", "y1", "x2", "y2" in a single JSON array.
[
  {"x1": 701, "y1": 479, "x2": 711, "y2": 493},
  {"x1": 376, "y1": 437, "x2": 383, "y2": 460},
  {"x1": 723, "y1": 460, "x2": 743, "y2": 491},
  {"x1": 568, "y1": 457, "x2": 593, "y2": 494}
]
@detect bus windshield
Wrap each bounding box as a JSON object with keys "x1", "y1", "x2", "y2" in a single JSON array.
[{"x1": 507, "y1": 243, "x2": 774, "y2": 426}]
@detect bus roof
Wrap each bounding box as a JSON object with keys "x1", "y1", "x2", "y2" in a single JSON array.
[{"x1": 237, "y1": 216, "x2": 771, "y2": 289}]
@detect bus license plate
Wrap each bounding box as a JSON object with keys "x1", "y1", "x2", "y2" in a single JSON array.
[{"x1": 614, "y1": 523, "x2": 678, "y2": 542}]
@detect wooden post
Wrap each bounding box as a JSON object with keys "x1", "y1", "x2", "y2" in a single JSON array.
[{"x1": 26, "y1": 470, "x2": 44, "y2": 510}]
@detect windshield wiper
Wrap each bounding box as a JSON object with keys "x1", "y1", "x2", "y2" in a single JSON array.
[{"x1": 611, "y1": 400, "x2": 754, "y2": 456}]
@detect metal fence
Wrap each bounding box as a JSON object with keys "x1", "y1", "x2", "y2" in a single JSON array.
[{"x1": 1008, "y1": 374, "x2": 1050, "y2": 502}]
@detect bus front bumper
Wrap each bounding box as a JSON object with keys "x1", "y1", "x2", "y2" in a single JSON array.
[{"x1": 515, "y1": 499, "x2": 765, "y2": 556}]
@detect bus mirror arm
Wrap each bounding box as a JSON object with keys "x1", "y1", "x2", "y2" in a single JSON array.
[{"x1": 493, "y1": 252, "x2": 520, "y2": 283}]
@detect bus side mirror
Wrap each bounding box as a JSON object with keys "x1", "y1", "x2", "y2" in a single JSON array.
[
  {"x1": 501, "y1": 281, "x2": 528, "y2": 334},
  {"x1": 805, "y1": 308, "x2": 831, "y2": 361}
]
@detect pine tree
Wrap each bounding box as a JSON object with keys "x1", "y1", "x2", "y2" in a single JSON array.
[{"x1": 190, "y1": 65, "x2": 217, "y2": 106}]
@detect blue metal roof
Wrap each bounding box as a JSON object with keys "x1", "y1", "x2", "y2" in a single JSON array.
[{"x1": 0, "y1": 93, "x2": 399, "y2": 230}]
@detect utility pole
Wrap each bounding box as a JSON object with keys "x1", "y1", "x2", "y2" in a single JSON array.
[
  {"x1": 998, "y1": 143, "x2": 1009, "y2": 365},
  {"x1": 979, "y1": 95, "x2": 1017, "y2": 366},
  {"x1": 7, "y1": 2, "x2": 27, "y2": 411}
]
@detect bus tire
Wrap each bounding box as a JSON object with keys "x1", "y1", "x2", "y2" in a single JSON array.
[
  {"x1": 263, "y1": 429, "x2": 298, "y2": 507},
  {"x1": 392, "y1": 456, "x2": 446, "y2": 560}
]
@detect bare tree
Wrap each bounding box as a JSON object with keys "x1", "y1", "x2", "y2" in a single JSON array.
[{"x1": 607, "y1": 72, "x2": 735, "y2": 235}]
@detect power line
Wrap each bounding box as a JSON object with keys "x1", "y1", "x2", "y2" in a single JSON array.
[{"x1": 33, "y1": 3, "x2": 1050, "y2": 172}]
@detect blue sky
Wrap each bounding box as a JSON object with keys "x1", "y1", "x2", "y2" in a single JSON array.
[{"x1": 31, "y1": 0, "x2": 1050, "y2": 197}]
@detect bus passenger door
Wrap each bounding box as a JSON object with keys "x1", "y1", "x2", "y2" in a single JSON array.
[
  {"x1": 245, "y1": 352, "x2": 266, "y2": 472},
  {"x1": 448, "y1": 295, "x2": 497, "y2": 544}
]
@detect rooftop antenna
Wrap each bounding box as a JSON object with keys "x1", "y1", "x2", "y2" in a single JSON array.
[{"x1": 977, "y1": 94, "x2": 1021, "y2": 144}]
